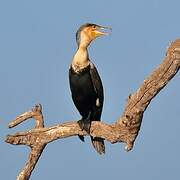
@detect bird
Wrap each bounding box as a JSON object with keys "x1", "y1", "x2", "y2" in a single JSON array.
[{"x1": 69, "y1": 23, "x2": 111, "y2": 154}]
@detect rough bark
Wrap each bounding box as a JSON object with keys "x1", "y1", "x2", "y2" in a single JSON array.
[{"x1": 5, "y1": 39, "x2": 180, "y2": 180}]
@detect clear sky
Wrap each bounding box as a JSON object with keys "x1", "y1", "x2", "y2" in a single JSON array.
[{"x1": 0, "y1": 0, "x2": 180, "y2": 179}]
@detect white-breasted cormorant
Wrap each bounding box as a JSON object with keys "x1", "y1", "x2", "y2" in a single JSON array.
[{"x1": 69, "y1": 23, "x2": 111, "y2": 154}]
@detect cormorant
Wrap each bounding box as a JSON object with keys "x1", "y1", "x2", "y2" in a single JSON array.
[{"x1": 69, "y1": 23, "x2": 111, "y2": 155}]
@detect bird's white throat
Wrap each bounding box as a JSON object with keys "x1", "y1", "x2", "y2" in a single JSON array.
[{"x1": 72, "y1": 47, "x2": 90, "y2": 72}]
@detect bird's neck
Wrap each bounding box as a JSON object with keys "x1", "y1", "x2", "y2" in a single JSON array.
[{"x1": 72, "y1": 45, "x2": 90, "y2": 71}]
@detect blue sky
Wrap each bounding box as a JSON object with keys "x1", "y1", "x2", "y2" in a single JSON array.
[{"x1": 0, "y1": 0, "x2": 180, "y2": 179}]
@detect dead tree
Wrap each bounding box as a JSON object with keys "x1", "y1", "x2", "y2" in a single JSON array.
[{"x1": 5, "y1": 39, "x2": 180, "y2": 180}]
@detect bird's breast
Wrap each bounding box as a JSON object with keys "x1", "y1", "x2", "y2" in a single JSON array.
[{"x1": 69, "y1": 66, "x2": 96, "y2": 100}]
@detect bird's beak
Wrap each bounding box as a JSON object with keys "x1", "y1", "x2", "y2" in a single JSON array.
[{"x1": 93, "y1": 26, "x2": 112, "y2": 37}]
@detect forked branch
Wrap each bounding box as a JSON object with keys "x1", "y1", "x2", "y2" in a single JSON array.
[{"x1": 5, "y1": 39, "x2": 180, "y2": 180}]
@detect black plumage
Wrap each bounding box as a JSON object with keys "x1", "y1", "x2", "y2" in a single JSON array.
[{"x1": 69, "y1": 62, "x2": 105, "y2": 154}]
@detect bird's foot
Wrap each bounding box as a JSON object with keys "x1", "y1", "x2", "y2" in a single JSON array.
[
  {"x1": 77, "y1": 112, "x2": 91, "y2": 134},
  {"x1": 77, "y1": 119, "x2": 91, "y2": 134},
  {"x1": 78, "y1": 135, "x2": 85, "y2": 142}
]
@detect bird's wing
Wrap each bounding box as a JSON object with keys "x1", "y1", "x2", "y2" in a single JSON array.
[
  {"x1": 89, "y1": 62, "x2": 104, "y2": 108},
  {"x1": 90, "y1": 62, "x2": 105, "y2": 154}
]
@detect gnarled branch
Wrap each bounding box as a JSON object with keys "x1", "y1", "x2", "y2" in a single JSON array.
[{"x1": 5, "y1": 39, "x2": 180, "y2": 180}]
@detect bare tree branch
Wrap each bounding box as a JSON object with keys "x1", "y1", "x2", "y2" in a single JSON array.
[{"x1": 5, "y1": 39, "x2": 180, "y2": 180}]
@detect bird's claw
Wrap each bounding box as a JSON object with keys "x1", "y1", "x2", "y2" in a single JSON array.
[{"x1": 77, "y1": 119, "x2": 91, "y2": 134}]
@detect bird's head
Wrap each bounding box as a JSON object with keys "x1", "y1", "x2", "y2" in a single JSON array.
[{"x1": 76, "y1": 23, "x2": 111, "y2": 48}]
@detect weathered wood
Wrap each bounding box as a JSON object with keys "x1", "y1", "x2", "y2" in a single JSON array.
[{"x1": 5, "y1": 39, "x2": 180, "y2": 180}]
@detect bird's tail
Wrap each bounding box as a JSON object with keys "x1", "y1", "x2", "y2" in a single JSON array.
[{"x1": 91, "y1": 136, "x2": 105, "y2": 155}]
